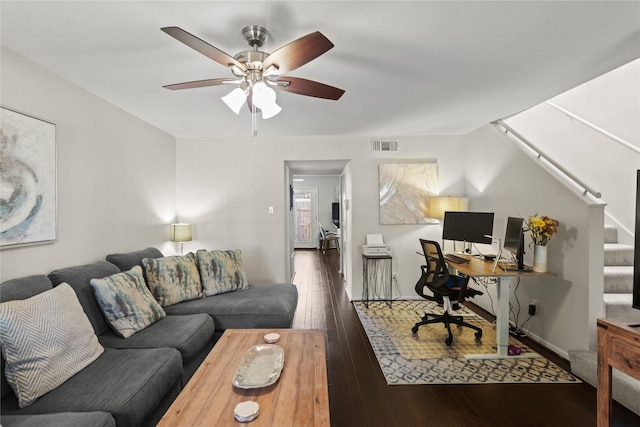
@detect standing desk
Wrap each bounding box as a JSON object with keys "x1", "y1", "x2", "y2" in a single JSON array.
[{"x1": 447, "y1": 255, "x2": 555, "y2": 360}]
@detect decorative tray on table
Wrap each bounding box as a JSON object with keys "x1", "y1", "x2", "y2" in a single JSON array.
[{"x1": 232, "y1": 344, "x2": 285, "y2": 389}]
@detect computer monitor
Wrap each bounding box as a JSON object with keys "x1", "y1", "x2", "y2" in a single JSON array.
[
  {"x1": 332, "y1": 202, "x2": 340, "y2": 228},
  {"x1": 503, "y1": 216, "x2": 525, "y2": 270},
  {"x1": 633, "y1": 170, "x2": 639, "y2": 310},
  {"x1": 442, "y1": 211, "x2": 494, "y2": 245}
]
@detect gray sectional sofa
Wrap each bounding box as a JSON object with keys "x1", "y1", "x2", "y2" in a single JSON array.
[{"x1": 0, "y1": 247, "x2": 298, "y2": 427}]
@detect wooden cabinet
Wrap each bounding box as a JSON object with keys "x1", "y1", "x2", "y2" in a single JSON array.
[{"x1": 597, "y1": 318, "x2": 640, "y2": 426}]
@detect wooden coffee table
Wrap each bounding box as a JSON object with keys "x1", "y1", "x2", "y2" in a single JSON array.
[{"x1": 157, "y1": 329, "x2": 329, "y2": 426}]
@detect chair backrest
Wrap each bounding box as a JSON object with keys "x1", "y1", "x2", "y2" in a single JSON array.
[
  {"x1": 318, "y1": 223, "x2": 327, "y2": 239},
  {"x1": 415, "y1": 239, "x2": 451, "y2": 298}
]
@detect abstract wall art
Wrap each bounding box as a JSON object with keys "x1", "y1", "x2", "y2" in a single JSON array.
[
  {"x1": 379, "y1": 162, "x2": 439, "y2": 224},
  {"x1": 1, "y1": 107, "x2": 56, "y2": 247}
]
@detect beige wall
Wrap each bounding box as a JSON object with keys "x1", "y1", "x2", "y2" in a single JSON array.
[
  {"x1": 1, "y1": 44, "x2": 615, "y2": 359},
  {"x1": 0, "y1": 47, "x2": 177, "y2": 281}
]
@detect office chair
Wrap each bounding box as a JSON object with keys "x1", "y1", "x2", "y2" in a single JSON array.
[
  {"x1": 319, "y1": 223, "x2": 340, "y2": 253},
  {"x1": 412, "y1": 239, "x2": 483, "y2": 346}
]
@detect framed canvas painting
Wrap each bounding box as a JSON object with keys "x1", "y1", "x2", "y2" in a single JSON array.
[
  {"x1": 379, "y1": 162, "x2": 439, "y2": 224},
  {"x1": 1, "y1": 107, "x2": 57, "y2": 247}
]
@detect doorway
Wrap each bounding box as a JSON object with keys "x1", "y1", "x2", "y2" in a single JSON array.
[{"x1": 293, "y1": 187, "x2": 318, "y2": 249}]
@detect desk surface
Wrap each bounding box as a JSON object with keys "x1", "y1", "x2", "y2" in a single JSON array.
[{"x1": 450, "y1": 255, "x2": 556, "y2": 278}]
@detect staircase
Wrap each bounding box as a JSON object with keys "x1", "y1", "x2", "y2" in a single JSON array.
[{"x1": 569, "y1": 224, "x2": 640, "y2": 415}]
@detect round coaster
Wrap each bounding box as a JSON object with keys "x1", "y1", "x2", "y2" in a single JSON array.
[
  {"x1": 264, "y1": 332, "x2": 280, "y2": 343},
  {"x1": 234, "y1": 401, "x2": 260, "y2": 423}
]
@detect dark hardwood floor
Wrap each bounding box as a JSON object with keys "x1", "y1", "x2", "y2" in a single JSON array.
[{"x1": 291, "y1": 249, "x2": 640, "y2": 427}]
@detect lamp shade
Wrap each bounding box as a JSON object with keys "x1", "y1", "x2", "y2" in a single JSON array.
[
  {"x1": 429, "y1": 197, "x2": 469, "y2": 220},
  {"x1": 221, "y1": 88, "x2": 247, "y2": 114},
  {"x1": 170, "y1": 223, "x2": 192, "y2": 242},
  {"x1": 252, "y1": 82, "x2": 281, "y2": 119}
]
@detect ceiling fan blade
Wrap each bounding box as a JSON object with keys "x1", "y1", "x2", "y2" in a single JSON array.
[
  {"x1": 275, "y1": 77, "x2": 345, "y2": 100},
  {"x1": 161, "y1": 27, "x2": 247, "y2": 72},
  {"x1": 163, "y1": 78, "x2": 236, "y2": 90},
  {"x1": 263, "y1": 31, "x2": 334, "y2": 74}
]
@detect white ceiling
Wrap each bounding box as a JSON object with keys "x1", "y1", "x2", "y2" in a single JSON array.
[{"x1": 1, "y1": 1, "x2": 639, "y2": 138}]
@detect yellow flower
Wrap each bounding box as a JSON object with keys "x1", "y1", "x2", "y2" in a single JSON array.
[{"x1": 527, "y1": 214, "x2": 559, "y2": 246}]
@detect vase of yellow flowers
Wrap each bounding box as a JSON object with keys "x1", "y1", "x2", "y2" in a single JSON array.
[{"x1": 527, "y1": 214, "x2": 559, "y2": 273}]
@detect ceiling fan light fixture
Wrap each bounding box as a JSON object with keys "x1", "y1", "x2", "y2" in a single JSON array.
[
  {"x1": 252, "y1": 82, "x2": 281, "y2": 119},
  {"x1": 162, "y1": 25, "x2": 344, "y2": 135},
  {"x1": 259, "y1": 101, "x2": 282, "y2": 119},
  {"x1": 221, "y1": 87, "x2": 247, "y2": 114}
]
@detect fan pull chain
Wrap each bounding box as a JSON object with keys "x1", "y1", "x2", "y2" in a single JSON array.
[{"x1": 251, "y1": 102, "x2": 258, "y2": 140}]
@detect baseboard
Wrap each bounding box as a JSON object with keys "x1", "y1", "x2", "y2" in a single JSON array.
[{"x1": 506, "y1": 319, "x2": 569, "y2": 360}]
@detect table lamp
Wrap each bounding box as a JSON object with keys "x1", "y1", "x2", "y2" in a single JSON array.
[
  {"x1": 170, "y1": 223, "x2": 192, "y2": 255},
  {"x1": 429, "y1": 196, "x2": 469, "y2": 220}
]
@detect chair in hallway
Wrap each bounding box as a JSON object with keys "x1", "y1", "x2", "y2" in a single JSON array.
[
  {"x1": 412, "y1": 239, "x2": 483, "y2": 346},
  {"x1": 319, "y1": 223, "x2": 340, "y2": 253}
]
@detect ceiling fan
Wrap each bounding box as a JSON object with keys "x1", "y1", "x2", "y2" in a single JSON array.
[{"x1": 161, "y1": 26, "x2": 345, "y2": 128}]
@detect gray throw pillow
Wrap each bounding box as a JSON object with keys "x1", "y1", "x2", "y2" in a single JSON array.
[
  {"x1": 142, "y1": 253, "x2": 203, "y2": 307},
  {"x1": 197, "y1": 249, "x2": 249, "y2": 296},
  {"x1": 90, "y1": 266, "x2": 166, "y2": 338}
]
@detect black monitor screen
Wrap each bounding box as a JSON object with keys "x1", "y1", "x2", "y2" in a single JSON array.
[
  {"x1": 332, "y1": 202, "x2": 340, "y2": 227},
  {"x1": 442, "y1": 211, "x2": 494, "y2": 244},
  {"x1": 503, "y1": 217, "x2": 525, "y2": 255},
  {"x1": 633, "y1": 170, "x2": 639, "y2": 310}
]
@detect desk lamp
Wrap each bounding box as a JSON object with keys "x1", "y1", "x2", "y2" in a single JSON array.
[
  {"x1": 430, "y1": 196, "x2": 468, "y2": 252},
  {"x1": 429, "y1": 196, "x2": 468, "y2": 220},
  {"x1": 170, "y1": 223, "x2": 192, "y2": 255}
]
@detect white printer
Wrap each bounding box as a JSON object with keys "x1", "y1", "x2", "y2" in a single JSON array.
[{"x1": 362, "y1": 234, "x2": 392, "y2": 256}]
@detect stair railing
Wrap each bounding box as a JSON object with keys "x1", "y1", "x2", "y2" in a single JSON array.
[
  {"x1": 545, "y1": 101, "x2": 640, "y2": 155},
  {"x1": 492, "y1": 120, "x2": 602, "y2": 199}
]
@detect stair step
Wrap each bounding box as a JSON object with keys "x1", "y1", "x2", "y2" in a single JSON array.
[
  {"x1": 604, "y1": 266, "x2": 634, "y2": 293},
  {"x1": 603, "y1": 293, "x2": 640, "y2": 322},
  {"x1": 604, "y1": 224, "x2": 618, "y2": 244},
  {"x1": 568, "y1": 349, "x2": 640, "y2": 416},
  {"x1": 604, "y1": 243, "x2": 635, "y2": 266}
]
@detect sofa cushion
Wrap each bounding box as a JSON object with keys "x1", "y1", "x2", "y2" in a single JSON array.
[
  {"x1": 142, "y1": 253, "x2": 203, "y2": 307},
  {"x1": 0, "y1": 275, "x2": 54, "y2": 400},
  {"x1": 0, "y1": 283, "x2": 104, "y2": 408},
  {"x1": 90, "y1": 266, "x2": 166, "y2": 338},
  {"x1": 163, "y1": 283, "x2": 298, "y2": 330},
  {"x1": 98, "y1": 313, "x2": 214, "y2": 364},
  {"x1": 0, "y1": 412, "x2": 115, "y2": 427},
  {"x1": 196, "y1": 249, "x2": 249, "y2": 296},
  {"x1": 0, "y1": 347, "x2": 182, "y2": 427},
  {"x1": 105, "y1": 247, "x2": 164, "y2": 272},
  {"x1": 0, "y1": 275, "x2": 53, "y2": 302},
  {"x1": 48, "y1": 262, "x2": 121, "y2": 335}
]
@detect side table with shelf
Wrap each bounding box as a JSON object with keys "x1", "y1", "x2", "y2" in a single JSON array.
[
  {"x1": 362, "y1": 254, "x2": 393, "y2": 308},
  {"x1": 597, "y1": 318, "x2": 640, "y2": 426}
]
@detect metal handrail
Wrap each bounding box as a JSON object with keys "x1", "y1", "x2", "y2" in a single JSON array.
[
  {"x1": 546, "y1": 101, "x2": 640, "y2": 155},
  {"x1": 493, "y1": 120, "x2": 602, "y2": 199}
]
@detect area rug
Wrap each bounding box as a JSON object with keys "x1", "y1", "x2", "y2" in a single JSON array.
[{"x1": 354, "y1": 300, "x2": 580, "y2": 385}]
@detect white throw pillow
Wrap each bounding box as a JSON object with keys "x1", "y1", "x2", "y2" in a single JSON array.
[{"x1": 0, "y1": 283, "x2": 104, "y2": 407}]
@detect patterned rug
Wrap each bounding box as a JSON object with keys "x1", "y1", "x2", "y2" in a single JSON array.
[{"x1": 354, "y1": 300, "x2": 580, "y2": 385}]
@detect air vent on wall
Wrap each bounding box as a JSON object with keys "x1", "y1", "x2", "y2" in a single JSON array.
[{"x1": 371, "y1": 139, "x2": 399, "y2": 152}]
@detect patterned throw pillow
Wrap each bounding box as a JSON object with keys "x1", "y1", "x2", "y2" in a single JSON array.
[
  {"x1": 90, "y1": 266, "x2": 166, "y2": 338},
  {"x1": 197, "y1": 249, "x2": 249, "y2": 296},
  {"x1": 0, "y1": 283, "x2": 104, "y2": 408},
  {"x1": 142, "y1": 253, "x2": 203, "y2": 307}
]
